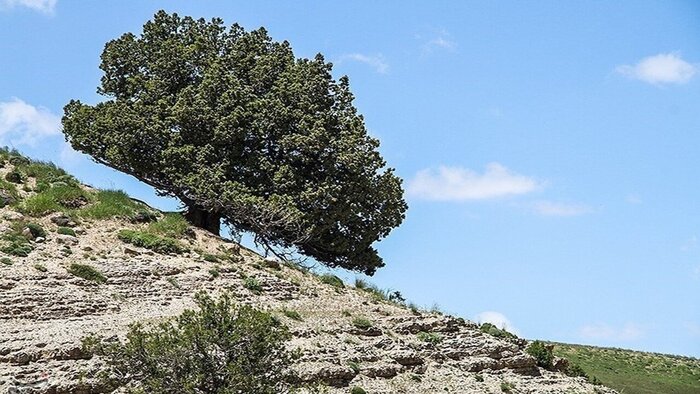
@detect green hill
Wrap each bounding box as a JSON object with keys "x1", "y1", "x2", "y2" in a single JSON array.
[{"x1": 552, "y1": 342, "x2": 700, "y2": 394}]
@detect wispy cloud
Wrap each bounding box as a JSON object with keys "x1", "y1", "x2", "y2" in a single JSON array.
[
  {"x1": 475, "y1": 311, "x2": 520, "y2": 336},
  {"x1": 579, "y1": 322, "x2": 645, "y2": 341},
  {"x1": 1, "y1": 0, "x2": 56, "y2": 14},
  {"x1": 531, "y1": 200, "x2": 593, "y2": 217},
  {"x1": 338, "y1": 53, "x2": 389, "y2": 74},
  {"x1": 616, "y1": 52, "x2": 697, "y2": 85},
  {"x1": 408, "y1": 163, "x2": 540, "y2": 201},
  {"x1": 0, "y1": 98, "x2": 61, "y2": 145},
  {"x1": 421, "y1": 28, "x2": 457, "y2": 54}
]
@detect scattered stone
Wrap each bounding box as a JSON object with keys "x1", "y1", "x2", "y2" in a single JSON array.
[
  {"x1": 51, "y1": 214, "x2": 76, "y2": 227},
  {"x1": 56, "y1": 234, "x2": 79, "y2": 245},
  {"x1": 35, "y1": 237, "x2": 45, "y2": 243},
  {"x1": 2, "y1": 211, "x2": 23, "y2": 221}
]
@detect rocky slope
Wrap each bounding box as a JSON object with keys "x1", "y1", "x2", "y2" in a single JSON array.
[{"x1": 0, "y1": 158, "x2": 616, "y2": 394}]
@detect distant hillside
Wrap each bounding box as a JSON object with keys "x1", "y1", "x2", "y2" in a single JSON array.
[{"x1": 552, "y1": 342, "x2": 700, "y2": 394}]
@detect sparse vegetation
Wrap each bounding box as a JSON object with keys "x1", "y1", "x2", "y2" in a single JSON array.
[
  {"x1": 282, "y1": 309, "x2": 303, "y2": 321},
  {"x1": 350, "y1": 387, "x2": 367, "y2": 394},
  {"x1": 352, "y1": 317, "x2": 373, "y2": 330},
  {"x1": 347, "y1": 361, "x2": 360, "y2": 373},
  {"x1": 1, "y1": 257, "x2": 12, "y2": 265},
  {"x1": 67, "y1": 263, "x2": 106, "y2": 283},
  {"x1": 118, "y1": 229, "x2": 187, "y2": 254},
  {"x1": 34, "y1": 263, "x2": 47, "y2": 272},
  {"x1": 244, "y1": 277, "x2": 263, "y2": 294},
  {"x1": 480, "y1": 322, "x2": 518, "y2": 340},
  {"x1": 81, "y1": 291, "x2": 296, "y2": 393},
  {"x1": 320, "y1": 273, "x2": 344, "y2": 288},
  {"x1": 500, "y1": 381, "x2": 515, "y2": 392},
  {"x1": 417, "y1": 331, "x2": 442, "y2": 345},
  {"x1": 57, "y1": 226, "x2": 76, "y2": 236}
]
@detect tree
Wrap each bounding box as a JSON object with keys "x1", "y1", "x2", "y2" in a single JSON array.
[
  {"x1": 83, "y1": 291, "x2": 296, "y2": 393},
  {"x1": 62, "y1": 11, "x2": 406, "y2": 274}
]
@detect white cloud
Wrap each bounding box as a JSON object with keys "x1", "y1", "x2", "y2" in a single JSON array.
[
  {"x1": 475, "y1": 311, "x2": 519, "y2": 336},
  {"x1": 616, "y1": 53, "x2": 697, "y2": 85},
  {"x1": 421, "y1": 28, "x2": 457, "y2": 53},
  {"x1": 681, "y1": 236, "x2": 698, "y2": 252},
  {"x1": 531, "y1": 200, "x2": 593, "y2": 217},
  {"x1": 579, "y1": 323, "x2": 644, "y2": 341},
  {"x1": 0, "y1": 98, "x2": 61, "y2": 146},
  {"x1": 1, "y1": 0, "x2": 56, "y2": 14},
  {"x1": 625, "y1": 194, "x2": 642, "y2": 204},
  {"x1": 408, "y1": 163, "x2": 539, "y2": 201},
  {"x1": 338, "y1": 53, "x2": 389, "y2": 74}
]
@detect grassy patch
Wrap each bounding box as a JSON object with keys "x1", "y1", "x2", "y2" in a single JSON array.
[
  {"x1": 22, "y1": 185, "x2": 92, "y2": 216},
  {"x1": 57, "y1": 226, "x2": 76, "y2": 236},
  {"x1": 117, "y1": 229, "x2": 187, "y2": 254},
  {"x1": 243, "y1": 277, "x2": 262, "y2": 294},
  {"x1": 500, "y1": 382, "x2": 515, "y2": 393},
  {"x1": 552, "y1": 342, "x2": 700, "y2": 394},
  {"x1": 480, "y1": 322, "x2": 518, "y2": 340},
  {"x1": 68, "y1": 263, "x2": 107, "y2": 283},
  {"x1": 319, "y1": 273, "x2": 344, "y2": 288},
  {"x1": 147, "y1": 213, "x2": 189, "y2": 238},
  {"x1": 416, "y1": 331, "x2": 442, "y2": 345},
  {"x1": 282, "y1": 309, "x2": 303, "y2": 321},
  {"x1": 351, "y1": 317, "x2": 373, "y2": 330},
  {"x1": 350, "y1": 387, "x2": 366, "y2": 394},
  {"x1": 34, "y1": 263, "x2": 47, "y2": 272},
  {"x1": 78, "y1": 190, "x2": 142, "y2": 219}
]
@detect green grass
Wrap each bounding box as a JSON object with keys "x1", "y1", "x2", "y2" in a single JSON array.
[
  {"x1": 22, "y1": 185, "x2": 92, "y2": 216},
  {"x1": 552, "y1": 342, "x2": 700, "y2": 394},
  {"x1": 282, "y1": 309, "x2": 303, "y2": 321},
  {"x1": 147, "y1": 212, "x2": 189, "y2": 238},
  {"x1": 351, "y1": 317, "x2": 373, "y2": 330},
  {"x1": 350, "y1": 387, "x2": 366, "y2": 394},
  {"x1": 57, "y1": 226, "x2": 76, "y2": 236},
  {"x1": 416, "y1": 331, "x2": 442, "y2": 345},
  {"x1": 319, "y1": 273, "x2": 344, "y2": 288},
  {"x1": 243, "y1": 277, "x2": 263, "y2": 294},
  {"x1": 67, "y1": 263, "x2": 107, "y2": 283},
  {"x1": 118, "y1": 229, "x2": 187, "y2": 254},
  {"x1": 78, "y1": 189, "x2": 142, "y2": 219}
]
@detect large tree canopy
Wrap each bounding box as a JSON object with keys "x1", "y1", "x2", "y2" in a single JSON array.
[{"x1": 62, "y1": 11, "x2": 407, "y2": 274}]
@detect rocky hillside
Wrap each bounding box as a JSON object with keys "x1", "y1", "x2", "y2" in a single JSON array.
[{"x1": 0, "y1": 152, "x2": 616, "y2": 393}]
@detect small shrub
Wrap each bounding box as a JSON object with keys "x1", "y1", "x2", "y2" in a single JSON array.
[
  {"x1": 480, "y1": 322, "x2": 518, "y2": 340},
  {"x1": 342, "y1": 310, "x2": 352, "y2": 317},
  {"x1": 526, "y1": 340, "x2": 554, "y2": 369},
  {"x1": 244, "y1": 277, "x2": 263, "y2": 294},
  {"x1": 566, "y1": 362, "x2": 589, "y2": 379},
  {"x1": 320, "y1": 273, "x2": 344, "y2": 288},
  {"x1": 1, "y1": 242, "x2": 32, "y2": 257},
  {"x1": 416, "y1": 331, "x2": 442, "y2": 345},
  {"x1": 352, "y1": 317, "x2": 373, "y2": 330},
  {"x1": 118, "y1": 229, "x2": 187, "y2": 254},
  {"x1": 208, "y1": 267, "x2": 221, "y2": 279},
  {"x1": 282, "y1": 309, "x2": 303, "y2": 321},
  {"x1": 25, "y1": 223, "x2": 46, "y2": 238},
  {"x1": 82, "y1": 291, "x2": 295, "y2": 393},
  {"x1": 34, "y1": 264, "x2": 47, "y2": 272},
  {"x1": 68, "y1": 263, "x2": 107, "y2": 283},
  {"x1": 202, "y1": 253, "x2": 219, "y2": 263},
  {"x1": 475, "y1": 374, "x2": 484, "y2": 382},
  {"x1": 500, "y1": 381, "x2": 515, "y2": 393},
  {"x1": 166, "y1": 277, "x2": 180, "y2": 289},
  {"x1": 347, "y1": 361, "x2": 360, "y2": 373},
  {"x1": 350, "y1": 387, "x2": 367, "y2": 394},
  {"x1": 57, "y1": 226, "x2": 76, "y2": 236},
  {"x1": 1, "y1": 257, "x2": 12, "y2": 265}
]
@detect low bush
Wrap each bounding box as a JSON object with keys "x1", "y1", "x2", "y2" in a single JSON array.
[
  {"x1": 480, "y1": 322, "x2": 518, "y2": 340},
  {"x1": 352, "y1": 317, "x2": 373, "y2": 330},
  {"x1": 244, "y1": 277, "x2": 263, "y2": 294},
  {"x1": 57, "y1": 226, "x2": 76, "y2": 236},
  {"x1": 526, "y1": 340, "x2": 554, "y2": 369},
  {"x1": 68, "y1": 263, "x2": 107, "y2": 283},
  {"x1": 350, "y1": 387, "x2": 367, "y2": 394},
  {"x1": 118, "y1": 229, "x2": 187, "y2": 254},
  {"x1": 282, "y1": 309, "x2": 303, "y2": 321},
  {"x1": 82, "y1": 291, "x2": 295, "y2": 393},
  {"x1": 500, "y1": 381, "x2": 515, "y2": 393},
  {"x1": 320, "y1": 273, "x2": 344, "y2": 288},
  {"x1": 147, "y1": 213, "x2": 190, "y2": 238}
]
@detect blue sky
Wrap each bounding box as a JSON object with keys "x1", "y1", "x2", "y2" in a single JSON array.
[{"x1": 1, "y1": 0, "x2": 699, "y2": 357}]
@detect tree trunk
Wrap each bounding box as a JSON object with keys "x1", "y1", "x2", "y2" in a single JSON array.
[{"x1": 185, "y1": 206, "x2": 221, "y2": 235}]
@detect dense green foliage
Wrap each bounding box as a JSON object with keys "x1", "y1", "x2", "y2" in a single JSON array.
[
  {"x1": 552, "y1": 342, "x2": 700, "y2": 394},
  {"x1": 118, "y1": 229, "x2": 187, "y2": 254},
  {"x1": 62, "y1": 11, "x2": 407, "y2": 274},
  {"x1": 83, "y1": 291, "x2": 295, "y2": 393},
  {"x1": 526, "y1": 340, "x2": 554, "y2": 369}
]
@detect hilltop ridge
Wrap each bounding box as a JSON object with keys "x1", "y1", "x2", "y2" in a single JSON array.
[{"x1": 0, "y1": 151, "x2": 616, "y2": 393}]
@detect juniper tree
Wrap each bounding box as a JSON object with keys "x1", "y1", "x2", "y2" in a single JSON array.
[{"x1": 62, "y1": 11, "x2": 406, "y2": 274}]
